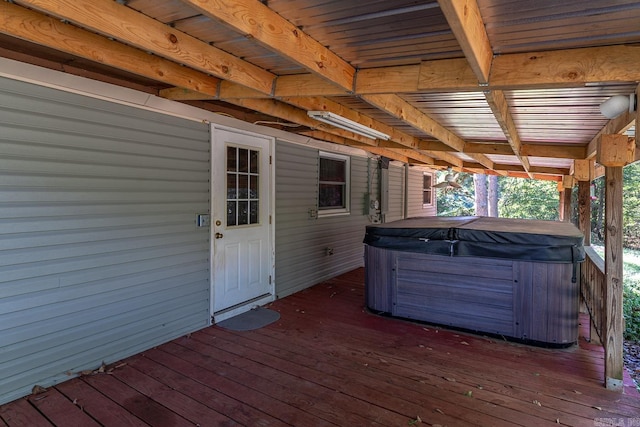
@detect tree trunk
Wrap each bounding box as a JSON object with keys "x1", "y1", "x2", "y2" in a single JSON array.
[
  {"x1": 595, "y1": 180, "x2": 605, "y2": 242},
  {"x1": 488, "y1": 175, "x2": 498, "y2": 217},
  {"x1": 474, "y1": 174, "x2": 488, "y2": 216}
]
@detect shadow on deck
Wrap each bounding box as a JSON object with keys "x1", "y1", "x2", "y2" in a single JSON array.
[{"x1": 1, "y1": 268, "x2": 639, "y2": 426}]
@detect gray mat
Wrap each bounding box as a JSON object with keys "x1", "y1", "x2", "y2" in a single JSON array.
[{"x1": 217, "y1": 307, "x2": 280, "y2": 331}]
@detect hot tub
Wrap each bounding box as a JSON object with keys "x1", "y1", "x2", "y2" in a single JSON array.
[{"x1": 364, "y1": 216, "x2": 585, "y2": 346}]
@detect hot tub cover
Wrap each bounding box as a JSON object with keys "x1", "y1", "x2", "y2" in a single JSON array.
[{"x1": 364, "y1": 216, "x2": 585, "y2": 263}]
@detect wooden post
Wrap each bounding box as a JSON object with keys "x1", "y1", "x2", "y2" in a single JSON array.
[
  {"x1": 560, "y1": 176, "x2": 573, "y2": 222},
  {"x1": 604, "y1": 165, "x2": 624, "y2": 390},
  {"x1": 597, "y1": 134, "x2": 630, "y2": 391},
  {"x1": 574, "y1": 160, "x2": 592, "y2": 246}
]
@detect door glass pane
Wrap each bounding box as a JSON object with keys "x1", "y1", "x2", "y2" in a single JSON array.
[
  {"x1": 227, "y1": 147, "x2": 237, "y2": 172},
  {"x1": 227, "y1": 201, "x2": 237, "y2": 226},
  {"x1": 238, "y1": 201, "x2": 248, "y2": 225},
  {"x1": 238, "y1": 174, "x2": 249, "y2": 199},
  {"x1": 250, "y1": 201, "x2": 259, "y2": 224},
  {"x1": 250, "y1": 150, "x2": 259, "y2": 174},
  {"x1": 239, "y1": 148, "x2": 249, "y2": 173},
  {"x1": 250, "y1": 175, "x2": 258, "y2": 199},
  {"x1": 227, "y1": 173, "x2": 237, "y2": 199},
  {"x1": 226, "y1": 146, "x2": 260, "y2": 227}
]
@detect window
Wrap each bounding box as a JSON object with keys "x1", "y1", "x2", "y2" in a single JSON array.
[
  {"x1": 226, "y1": 146, "x2": 260, "y2": 226},
  {"x1": 423, "y1": 172, "x2": 433, "y2": 206},
  {"x1": 318, "y1": 151, "x2": 350, "y2": 215}
]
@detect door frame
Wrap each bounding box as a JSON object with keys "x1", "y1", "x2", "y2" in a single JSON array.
[{"x1": 209, "y1": 125, "x2": 276, "y2": 323}]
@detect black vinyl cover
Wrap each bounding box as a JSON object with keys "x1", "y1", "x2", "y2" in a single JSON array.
[{"x1": 364, "y1": 216, "x2": 585, "y2": 263}]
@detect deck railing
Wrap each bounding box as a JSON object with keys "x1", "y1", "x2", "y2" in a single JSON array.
[{"x1": 581, "y1": 246, "x2": 606, "y2": 344}]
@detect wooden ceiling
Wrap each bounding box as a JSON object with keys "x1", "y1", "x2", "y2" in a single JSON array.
[{"x1": 1, "y1": 0, "x2": 639, "y2": 181}]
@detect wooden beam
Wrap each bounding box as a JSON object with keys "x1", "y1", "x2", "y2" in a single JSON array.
[
  {"x1": 437, "y1": 0, "x2": 492, "y2": 84},
  {"x1": 15, "y1": 0, "x2": 276, "y2": 95},
  {"x1": 587, "y1": 111, "x2": 635, "y2": 159},
  {"x1": 281, "y1": 95, "x2": 463, "y2": 167},
  {"x1": 275, "y1": 74, "x2": 347, "y2": 98},
  {"x1": 0, "y1": 2, "x2": 224, "y2": 96},
  {"x1": 560, "y1": 187, "x2": 572, "y2": 222},
  {"x1": 438, "y1": 161, "x2": 569, "y2": 176},
  {"x1": 159, "y1": 87, "x2": 217, "y2": 101},
  {"x1": 604, "y1": 166, "x2": 624, "y2": 391},
  {"x1": 484, "y1": 90, "x2": 531, "y2": 175},
  {"x1": 300, "y1": 131, "x2": 429, "y2": 165},
  {"x1": 361, "y1": 94, "x2": 489, "y2": 168},
  {"x1": 597, "y1": 134, "x2": 634, "y2": 167},
  {"x1": 578, "y1": 180, "x2": 591, "y2": 246},
  {"x1": 181, "y1": 0, "x2": 355, "y2": 92},
  {"x1": 573, "y1": 159, "x2": 593, "y2": 182},
  {"x1": 491, "y1": 45, "x2": 640, "y2": 90},
  {"x1": 225, "y1": 97, "x2": 379, "y2": 146},
  {"x1": 521, "y1": 144, "x2": 587, "y2": 160}
]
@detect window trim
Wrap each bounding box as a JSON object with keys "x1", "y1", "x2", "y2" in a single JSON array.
[
  {"x1": 318, "y1": 151, "x2": 350, "y2": 217},
  {"x1": 422, "y1": 172, "x2": 434, "y2": 207}
]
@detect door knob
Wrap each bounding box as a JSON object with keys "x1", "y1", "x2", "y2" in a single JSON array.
[{"x1": 215, "y1": 232, "x2": 224, "y2": 239}]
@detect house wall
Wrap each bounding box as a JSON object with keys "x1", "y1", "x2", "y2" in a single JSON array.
[
  {"x1": 406, "y1": 166, "x2": 437, "y2": 217},
  {"x1": 0, "y1": 76, "x2": 211, "y2": 405},
  {"x1": 384, "y1": 162, "x2": 406, "y2": 223},
  {"x1": 274, "y1": 140, "x2": 380, "y2": 298}
]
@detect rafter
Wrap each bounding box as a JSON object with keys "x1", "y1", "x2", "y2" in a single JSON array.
[
  {"x1": 361, "y1": 94, "x2": 492, "y2": 169},
  {"x1": 0, "y1": 2, "x2": 224, "y2": 96},
  {"x1": 299, "y1": 131, "x2": 430, "y2": 165},
  {"x1": 437, "y1": 0, "x2": 492, "y2": 84},
  {"x1": 14, "y1": 0, "x2": 276, "y2": 94},
  {"x1": 484, "y1": 90, "x2": 531, "y2": 175},
  {"x1": 279, "y1": 96, "x2": 461, "y2": 167},
  {"x1": 181, "y1": 0, "x2": 355, "y2": 92}
]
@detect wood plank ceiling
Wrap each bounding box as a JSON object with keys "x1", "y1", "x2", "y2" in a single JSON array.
[{"x1": 1, "y1": 0, "x2": 639, "y2": 181}]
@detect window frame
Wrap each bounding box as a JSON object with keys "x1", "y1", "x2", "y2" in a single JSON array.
[
  {"x1": 318, "y1": 151, "x2": 350, "y2": 217},
  {"x1": 422, "y1": 172, "x2": 434, "y2": 207}
]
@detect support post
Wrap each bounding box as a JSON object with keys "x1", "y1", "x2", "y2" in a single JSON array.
[
  {"x1": 559, "y1": 176, "x2": 573, "y2": 222},
  {"x1": 604, "y1": 165, "x2": 624, "y2": 390},
  {"x1": 575, "y1": 160, "x2": 592, "y2": 246}
]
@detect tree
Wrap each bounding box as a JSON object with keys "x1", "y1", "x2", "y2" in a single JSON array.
[
  {"x1": 498, "y1": 177, "x2": 559, "y2": 220},
  {"x1": 474, "y1": 174, "x2": 488, "y2": 216},
  {"x1": 436, "y1": 171, "x2": 474, "y2": 216},
  {"x1": 488, "y1": 175, "x2": 499, "y2": 217}
]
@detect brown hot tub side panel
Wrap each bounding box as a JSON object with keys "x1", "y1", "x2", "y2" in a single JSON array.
[{"x1": 365, "y1": 245, "x2": 580, "y2": 346}]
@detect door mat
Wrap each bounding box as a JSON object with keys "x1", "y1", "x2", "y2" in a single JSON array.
[{"x1": 217, "y1": 307, "x2": 280, "y2": 331}]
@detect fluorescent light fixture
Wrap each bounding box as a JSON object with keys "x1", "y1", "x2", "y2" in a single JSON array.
[
  {"x1": 600, "y1": 94, "x2": 637, "y2": 119},
  {"x1": 307, "y1": 111, "x2": 390, "y2": 140}
]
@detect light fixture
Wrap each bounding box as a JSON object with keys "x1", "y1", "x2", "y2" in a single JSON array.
[
  {"x1": 600, "y1": 94, "x2": 637, "y2": 119},
  {"x1": 307, "y1": 111, "x2": 390, "y2": 140}
]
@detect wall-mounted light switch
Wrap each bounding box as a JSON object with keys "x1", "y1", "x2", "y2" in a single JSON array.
[{"x1": 196, "y1": 214, "x2": 210, "y2": 227}]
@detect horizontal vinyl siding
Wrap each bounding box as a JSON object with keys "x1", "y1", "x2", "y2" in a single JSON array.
[
  {"x1": 275, "y1": 141, "x2": 374, "y2": 298},
  {"x1": 385, "y1": 163, "x2": 405, "y2": 223},
  {"x1": 407, "y1": 167, "x2": 437, "y2": 218},
  {"x1": 0, "y1": 77, "x2": 211, "y2": 405}
]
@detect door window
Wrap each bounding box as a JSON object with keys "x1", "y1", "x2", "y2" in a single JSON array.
[{"x1": 227, "y1": 146, "x2": 260, "y2": 226}]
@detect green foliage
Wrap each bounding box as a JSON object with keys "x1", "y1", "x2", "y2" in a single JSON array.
[
  {"x1": 621, "y1": 248, "x2": 640, "y2": 341},
  {"x1": 498, "y1": 177, "x2": 559, "y2": 220},
  {"x1": 591, "y1": 162, "x2": 640, "y2": 249},
  {"x1": 435, "y1": 171, "x2": 475, "y2": 216},
  {"x1": 437, "y1": 172, "x2": 560, "y2": 220}
]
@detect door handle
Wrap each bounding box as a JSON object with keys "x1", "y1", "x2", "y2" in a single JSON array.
[{"x1": 215, "y1": 232, "x2": 224, "y2": 239}]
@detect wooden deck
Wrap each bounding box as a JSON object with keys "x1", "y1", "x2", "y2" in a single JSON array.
[{"x1": 1, "y1": 268, "x2": 639, "y2": 426}]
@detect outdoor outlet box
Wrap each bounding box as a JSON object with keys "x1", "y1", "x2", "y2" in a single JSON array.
[{"x1": 196, "y1": 214, "x2": 210, "y2": 227}]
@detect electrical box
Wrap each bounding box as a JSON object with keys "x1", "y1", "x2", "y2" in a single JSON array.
[{"x1": 196, "y1": 214, "x2": 210, "y2": 227}]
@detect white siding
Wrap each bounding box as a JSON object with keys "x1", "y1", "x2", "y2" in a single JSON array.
[
  {"x1": 406, "y1": 166, "x2": 437, "y2": 218},
  {"x1": 384, "y1": 163, "x2": 405, "y2": 222},
  {"x1": 274, "y1": 141, "x2": 378, "y2": 298},
  {"x1": 0, "y1": 77, "x2": 211, "y2": 405}
]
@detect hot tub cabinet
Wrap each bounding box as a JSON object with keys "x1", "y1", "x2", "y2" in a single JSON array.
[{"x1": 364, "y1": 217, "x2": 585, "y2": 346}]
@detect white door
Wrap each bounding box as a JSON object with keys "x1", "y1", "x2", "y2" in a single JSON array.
[{"x1": 211, "y1": 127, "x2": 273, "y2": 318}]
